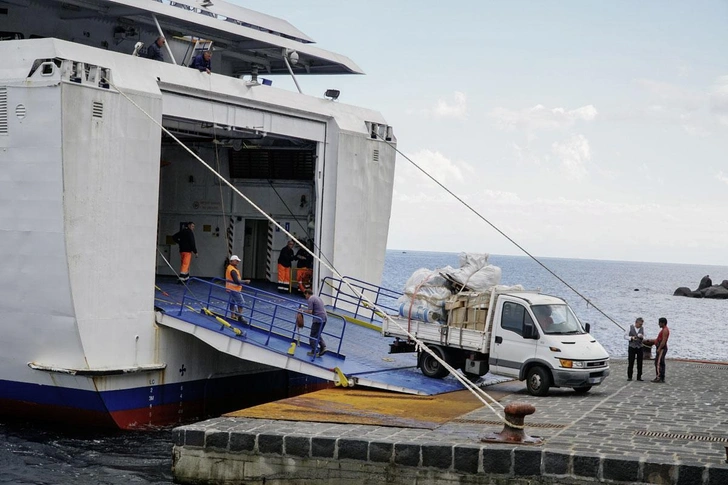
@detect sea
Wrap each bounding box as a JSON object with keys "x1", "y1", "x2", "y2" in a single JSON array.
[{"x1": 2, "y1": 250, "x2": 727, "y2": 484}]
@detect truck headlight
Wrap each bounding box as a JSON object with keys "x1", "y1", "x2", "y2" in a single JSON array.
[{"x1": 559, "y1": 359, "x2": 585, "y2": 369}]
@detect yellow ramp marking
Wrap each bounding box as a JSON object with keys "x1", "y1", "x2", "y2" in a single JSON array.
[{"x1": 225, "y1": 388, "x2": 509, "y2": 429}]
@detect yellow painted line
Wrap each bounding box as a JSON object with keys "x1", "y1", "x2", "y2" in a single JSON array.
[
  {"x1": 225, "y1": 388, "x2": 509, "y2": 429},
  {"x1": 338, "y1": 314, "x2": 381, "y2": 331}
]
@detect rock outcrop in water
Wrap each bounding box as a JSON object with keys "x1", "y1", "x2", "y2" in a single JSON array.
[{"x1": 674, "y1": 275, "x2": 728, "y2": 299}]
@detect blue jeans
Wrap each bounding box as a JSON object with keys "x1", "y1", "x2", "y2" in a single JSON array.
[
  {"x1": 228, "y1": 291, "x2": 245, "y2": 317},
  {"x1": 309, "y1": 318, "x2": 327, "y2": 352}
]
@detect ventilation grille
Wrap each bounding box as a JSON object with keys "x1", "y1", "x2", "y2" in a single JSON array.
[
  {"x1": 634, "y1": 430, "x2": 728, "y2": 443},
  {"x1": 229, "y1": 148, "x2": 314, "y2": 180},
  {"x1": 372, "y1": 149, "x2": 380, "y2": 162},
  {"x1": 0, "y1": 87, "x2": 7, "y2": 135},
  {"x1": 92, "y1": 101, "x2": 103, "y2": 119}
]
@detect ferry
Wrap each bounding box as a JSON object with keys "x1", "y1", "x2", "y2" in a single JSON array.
[{"x1": 0, "y1": 0, "x2": 396, "y2": 429}]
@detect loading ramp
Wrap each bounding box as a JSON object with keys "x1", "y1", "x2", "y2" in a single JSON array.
[{"x1": 153, "y1": 277, "x2": 469, "y2": 396}]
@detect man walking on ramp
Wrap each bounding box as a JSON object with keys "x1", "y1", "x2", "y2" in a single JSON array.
[{"x1": 303, "y1": 288, "x2": 327, "y2": 357}]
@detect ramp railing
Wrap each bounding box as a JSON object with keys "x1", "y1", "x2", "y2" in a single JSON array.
[
  {"x1": 178, "y1": 278, "x2": 346, "y2": 360},
  {"x1": 319, "y1": 276, "x2": 402, "y2": 328}
]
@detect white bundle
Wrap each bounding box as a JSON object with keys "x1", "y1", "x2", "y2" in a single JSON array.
[
  {"x1": 443, "y1": 252, "x2": 502, "y2": 291},
  {"x1": 403, "y1": 268, "x2": 452, "y2": 304}
]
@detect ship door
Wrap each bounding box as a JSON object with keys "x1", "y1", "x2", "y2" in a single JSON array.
[{"x1": 242, "y1": 219, "x2": 268, "y2": 280}]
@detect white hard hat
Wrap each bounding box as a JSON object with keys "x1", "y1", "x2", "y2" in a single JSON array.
[{"x1": 230, "y1": 255, "x2": 241, "y2": 262}]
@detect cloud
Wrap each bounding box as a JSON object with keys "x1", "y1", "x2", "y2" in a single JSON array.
[
  {"x1": 393, "y1": 149, "x2": 474, "y2": 202},
  {"x1": 432, "y1": 91, "x2": 468, "y2": 119},
  {"x1": 551, "y1": 134, "x2": 591, "y2": 180},
  {"x1": 710, "y1": 76, "x2": 728, "y2": 126},
  {"x1": 634, "y1": 79, "x2": 703, "y2": 111},
  {"x1": 717, "y1": 171, "x2": 728, "y2": 185},
  {"x1": 490, "y1": 104, "x2": 598, "y2": 131}
]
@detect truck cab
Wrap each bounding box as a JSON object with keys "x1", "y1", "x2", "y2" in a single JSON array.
[{"x1": 488, "y1": 292, "x2": 610, "y2": 395}]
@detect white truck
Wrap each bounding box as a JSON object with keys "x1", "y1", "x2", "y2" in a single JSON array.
[{"x1": 384, "y1": 288, "x2": 610, "y2": 396}]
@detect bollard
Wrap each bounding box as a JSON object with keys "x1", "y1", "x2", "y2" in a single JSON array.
[{"x1": 481, "y1": 402, "x2": 543, "y2": 445}]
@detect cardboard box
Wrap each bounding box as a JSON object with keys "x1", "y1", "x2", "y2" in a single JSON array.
[
  {"x1": 445, "y1": 298, "x2": 465, "y2": 310},
  {"x1": 448, "y1": 306, "x2": 488, "y2": 331}
]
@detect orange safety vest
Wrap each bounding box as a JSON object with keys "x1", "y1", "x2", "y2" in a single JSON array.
[{"x1": 225, "y1": 264, "x2": 242, "y2": 292}]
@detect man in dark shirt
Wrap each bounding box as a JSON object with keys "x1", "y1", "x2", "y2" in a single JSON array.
[
  {"x1": 303, "y1": 288, "x2": 327, "y2": 357},
  {"x1": 172, "y1": 222, "x2": 198, "y2": 283},
  {"x1": 146, "y1": 37, "x2": 165, "y2": 61},
  {"x1": 277, "y1": 240, "x2": 295, "y2": 292},
  {"x1": 294, "y1": 240, "x2": 314, "y2": 293},
  {"x1": 189, "y1": 50, "x2": 212, "y2": 74}
]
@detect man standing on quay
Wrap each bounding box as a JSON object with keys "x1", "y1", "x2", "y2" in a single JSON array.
[
  {"x1": 173, "y1": 222, "x2": 197, "y2": 284},
  {"x1": 625, "y1": 317, "x2": 645, "y2": 381},
  {"x1": 652, "y1": 317, "x2": 670, "y2": 383}
]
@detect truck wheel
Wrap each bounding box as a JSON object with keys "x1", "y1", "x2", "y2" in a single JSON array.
[
  {"x1": 573, "y1": 386, "x2": 592, "y2": 394},
  {"x1": 526, "y1": 367, "x2": 551, "y2": 396},
  {"x1": 419, "y1": 346, "x2": 450, "y2": 379}
]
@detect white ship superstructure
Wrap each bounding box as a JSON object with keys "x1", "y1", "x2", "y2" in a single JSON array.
[{"x1": 0, "y1": 0, "x2": 396, "y2": 428}]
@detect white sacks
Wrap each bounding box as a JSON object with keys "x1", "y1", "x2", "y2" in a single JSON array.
[
  {"x1": 398, "y1": 253, "x2": 503, "y2": 323},
  {"x1": 441, "y1": 252, "x2": 502, "y2": 292}
]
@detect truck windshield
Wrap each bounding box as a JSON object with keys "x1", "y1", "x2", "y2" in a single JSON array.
[{"x1": 531, "y1": 304, "x2": 584, "y2": 335}]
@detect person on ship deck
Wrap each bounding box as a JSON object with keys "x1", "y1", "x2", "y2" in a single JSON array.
[{"x1": 172, "y1": 222, "x2": 197, "y2": 284}]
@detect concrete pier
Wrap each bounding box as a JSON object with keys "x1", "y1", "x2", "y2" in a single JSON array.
[{"x1": 173, "y1": 359, "x2": 728, "y2": 484}]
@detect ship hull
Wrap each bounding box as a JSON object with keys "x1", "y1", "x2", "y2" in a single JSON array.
[{"x1": 0, "y1": 371, "x2": 329, "y2": 430}]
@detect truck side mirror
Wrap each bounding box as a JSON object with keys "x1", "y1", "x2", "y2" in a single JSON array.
[
  {"x1": 584, "y1": 323, "x2": 591, "y2": 333},
  {"x1": 523, "y1": 324, "x2": 538, "y2": 339}
]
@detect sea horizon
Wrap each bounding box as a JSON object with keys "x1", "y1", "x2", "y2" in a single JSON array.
[{"x1": 386, "y1": 248, "x2": 728, "y2": 271}]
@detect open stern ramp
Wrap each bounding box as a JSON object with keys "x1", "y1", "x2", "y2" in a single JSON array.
[{"x1": 154, "y1": 279, "x2": 463, "y2": 396}]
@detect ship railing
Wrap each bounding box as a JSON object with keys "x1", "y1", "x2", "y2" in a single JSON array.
[
  {"x1": 319, "y1": 276, "x2": 402, "y2": 328},
  {"x1": 179, "y1": 277, "x2": 345, "y2": 361}
]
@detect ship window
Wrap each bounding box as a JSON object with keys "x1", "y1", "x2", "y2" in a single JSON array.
[{"x1": 0, "y1": 31, "x2": 23, "y2": 41}]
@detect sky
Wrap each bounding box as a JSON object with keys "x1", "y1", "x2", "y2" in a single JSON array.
[{"x1": 233, "y1": 1, "x2": 728, "y2": 266}]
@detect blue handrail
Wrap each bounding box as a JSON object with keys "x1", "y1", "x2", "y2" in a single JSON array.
[
  {"x1": 319, "y1": 276, "x2": 402, "y2": 327},
  {"x1": 178, "y1": 277, "x2": 346, "y2": 360}
]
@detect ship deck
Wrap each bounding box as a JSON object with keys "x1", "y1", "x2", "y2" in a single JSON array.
[{"x1": 153, "y1": 277, "x2": 486, "y2": 395}]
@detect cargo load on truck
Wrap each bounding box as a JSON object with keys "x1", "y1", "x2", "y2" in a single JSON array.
[{"x1": 396, "y1": 253, "x2": 516, "y2": 325}]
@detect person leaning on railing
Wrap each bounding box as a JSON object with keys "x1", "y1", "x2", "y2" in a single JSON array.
[{"x1": 189, "y1": 50, "x2": 212, "y2": 74}]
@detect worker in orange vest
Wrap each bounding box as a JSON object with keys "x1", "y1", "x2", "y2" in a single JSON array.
[{"x1": 225, "y1": 255, "x2": 250, "y2": 322}]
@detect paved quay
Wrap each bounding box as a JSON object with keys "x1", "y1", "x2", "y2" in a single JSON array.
[{"x1": 173, "y1": 359, "x2": 728, "y2": 484}]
